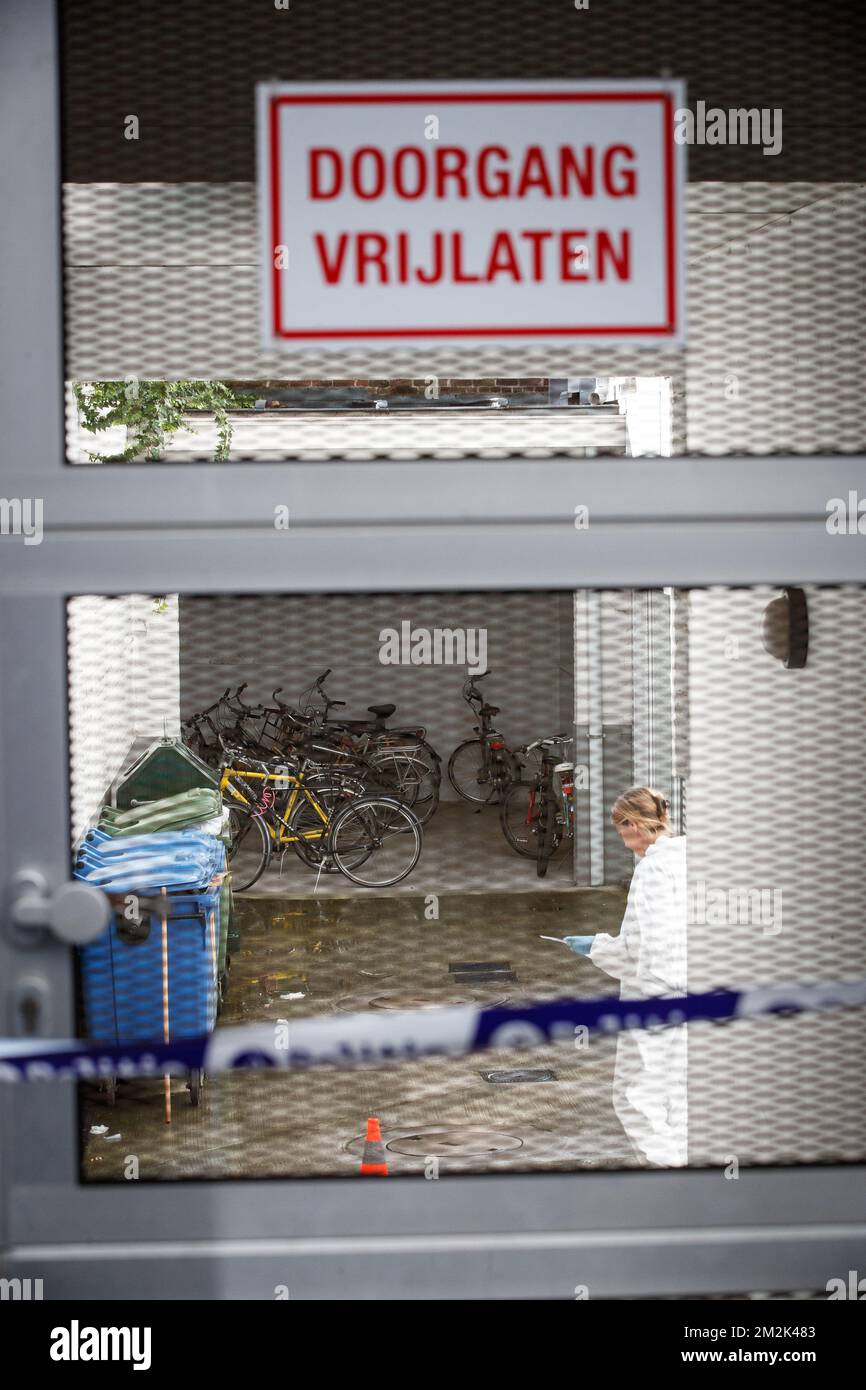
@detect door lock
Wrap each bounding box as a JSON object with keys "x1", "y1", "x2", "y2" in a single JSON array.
[{"x1": 10, "y1": 870, "x2": 111, "y2": 946}]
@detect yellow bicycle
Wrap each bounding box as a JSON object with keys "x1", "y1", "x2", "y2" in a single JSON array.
[{"x1": 220, "y1": 757, "x2": 422, "y2": 891}]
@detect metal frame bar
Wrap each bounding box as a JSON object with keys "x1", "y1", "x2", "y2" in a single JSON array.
[
  {"x1": 2, "y1": 0, "x2": 866, "y2": 1300},
  {"x1": 4, "y1": 522, "x2": 866, "y2": 594},
  {"x1": 3, "y1": 458, "x2": 866, "y2": 527}
]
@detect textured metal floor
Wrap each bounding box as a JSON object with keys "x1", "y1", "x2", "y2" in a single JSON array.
[
  {"x1": 79, "y1": 888, "x2": 634, "y2": 1182},
  {"x1": 242, "y1": 799, "x2": 582, "y2": 898}
]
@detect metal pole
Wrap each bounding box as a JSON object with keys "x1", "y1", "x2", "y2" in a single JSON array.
[{"x1": 587, "y1": 591, "x2": 605, "y2": 886}]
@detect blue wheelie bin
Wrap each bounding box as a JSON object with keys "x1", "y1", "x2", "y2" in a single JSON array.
[{"x1": 76, "y1": 831, "x2": 225, "y2": 1107}]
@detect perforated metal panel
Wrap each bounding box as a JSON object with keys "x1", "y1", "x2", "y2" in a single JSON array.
[
  {"x1": 54, "y1": 0, "x2": 866, "y2": 1189},
  {"x1": 59, "y1": 0, "x2": 865, "y2": 184},
  {"x1": 58, "y1": 0, "x2": 865, "y2": 458},
  {"x1": 178, "y1": 591, "x2": 573, "y2": 777},
  {"x1": 68, "y1": 595, "x2": 180, "y2": 840},
  {"x1": 684, "y1": 585, "x2": 866, "y2": 1162},
  {"x1": 68, "y1": 584, "x2": 866, "y2": 1178},
  {"x1": 62, "y1": 182, "x2": 866, "y2": 459}
]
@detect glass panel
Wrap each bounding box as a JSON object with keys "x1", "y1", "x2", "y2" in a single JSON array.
[
  {"x1": 65, "y1": 585, "x2": 866, "y2": 1182},
  {"x1": 59, "y1": 2, "x2": 864, "y2": 462}
]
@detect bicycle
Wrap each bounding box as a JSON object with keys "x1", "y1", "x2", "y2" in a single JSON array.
[
  {"x1": 186, "y1": 685, "x2": 430, "y2": 887},
  {"x1": 219, "y1": 743, "x2": 423, "y2": 891},
  {"x1": 447, "y1": 671, "x2": 521, "y2": 805},
  {"x1": 499, "y1": 736, "x2": 575, "y2": 877},
  {"x1": 182, "y1": 685, "x2": 285, "y2": 765},
  {"x1": 281, "y1": 670, "x2": 441, "y2": 824},
  {"x1": 185, "y1": 676, "x2": 442, "y2": 828}
]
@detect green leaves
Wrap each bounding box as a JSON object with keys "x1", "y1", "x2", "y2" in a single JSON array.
[{"x1": 73, "y1": 380, "x2": 255, "y2": 462}]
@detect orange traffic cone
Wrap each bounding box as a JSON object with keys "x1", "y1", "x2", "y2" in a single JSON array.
[{"x1": 360, "y1": 1116, "x2": 388, "y2": 1176}]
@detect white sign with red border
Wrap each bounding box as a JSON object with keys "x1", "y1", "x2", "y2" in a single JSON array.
[{"x1": 257, "y1": 80, "x2": 686, "y2": 350}]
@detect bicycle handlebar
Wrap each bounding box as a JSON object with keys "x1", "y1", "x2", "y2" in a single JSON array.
[
  {"x1": 462, "y1": 670, "x2": 492, "y2": 704},
  {"x1": 273, "y1": 688, "x2": 303, "y2": 714},
  {"x1": 271, "y1": 690, "x2": 316, "y2": 729},
  {"x1": 190, "y1": 711, "x2": 220, "y2": 736},
  {"x1": 224, "y1": 683, "x2": 256, "y2": 711},
  {"x1": 519, "y1": 734, "x2": 574, "y2": 754}
]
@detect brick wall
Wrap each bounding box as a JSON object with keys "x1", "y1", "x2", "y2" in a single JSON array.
[{"x1": 228, "y1": 378, "x2": 550, "y2": 397}]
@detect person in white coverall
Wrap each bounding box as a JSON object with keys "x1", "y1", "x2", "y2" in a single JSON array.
[{"x1": 565, "y1": 787, "x2": 688, "y2": 1167}]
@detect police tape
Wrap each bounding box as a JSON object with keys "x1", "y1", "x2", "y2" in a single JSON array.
[{"x1": 2, "y1": 976, "x2": 865, "y2": 1082}]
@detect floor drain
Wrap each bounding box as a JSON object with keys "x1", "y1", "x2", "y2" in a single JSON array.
[
  {"x1": 386, "y1": 1127, "x2": 524, "y2": 1157},
  {"x1": 449, "y1": 960, "x2": 517, "y2": 985},
  {"x1": 481, "y1": 1069, "x2": 556, "y2": 1084},
  {"x1": 448, "y1": 961, "x2": 511, "y2": 973}
]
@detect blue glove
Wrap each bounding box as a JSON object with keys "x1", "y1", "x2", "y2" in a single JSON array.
[{"x1": 563, "y1": 935, "x2": 594, "y2": 957}]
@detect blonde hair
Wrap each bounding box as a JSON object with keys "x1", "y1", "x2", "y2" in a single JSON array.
[{"x1": 611, "y1": 786, "x2": 671, "y2": 835}]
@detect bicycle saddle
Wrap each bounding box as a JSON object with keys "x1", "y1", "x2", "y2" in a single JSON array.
[
  {"x1": 480, "y1": 704, "x2": 500, "y2": 716},
  {"x1": 367, "y1": 703, "x2": 396, "y2": 719}
]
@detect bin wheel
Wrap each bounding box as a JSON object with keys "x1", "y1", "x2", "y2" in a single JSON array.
[{"x1": 188, "y1": 1068, "x2": 204, "y2": 1106}]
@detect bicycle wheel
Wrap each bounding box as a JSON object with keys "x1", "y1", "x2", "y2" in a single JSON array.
[
  {"x1": 367, "y1": 749, "x2": 420, "y2": 805},
  {"x1": 411, "y1": 762, "x2": 441, "y2": 825},
  {"x1": 370, "y1": 750, "x2": 440, "y2": 824},
  {"x1": 288, "y1": 783, "x2": 363, "y2": 870},
  {"x1": 500, "y1": 780, "x2": 542, "y2": 859},
  {"x1": 447, "y1": 739, "x2": 494, "y2": 803},
  {"x1": 536, "y1": 792, "x2": 562, "y2": 879},
  {"x1": 226, "y1": 807, "x2": 271, "y2": 891},
  {"x1": 304, "y1": 769, "x2": 366, "y2": 800},
  {"x1": 329, "y1": 796, "x2": 422, "y2": 888}
]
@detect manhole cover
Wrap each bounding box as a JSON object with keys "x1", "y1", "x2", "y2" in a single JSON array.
[
  {"x1": 481, "y1": 1069, "x2": 556, "y2": 1084},
  {"x1": 369, "y1": 991, "x2": 477, "y2": 1010},
  {"x1": 386, "y1": 1127, "x2": 524, "y2": 1157}
]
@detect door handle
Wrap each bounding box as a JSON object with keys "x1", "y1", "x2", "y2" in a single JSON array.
[{"x1": 10, "y1": 870, "x2": 111, "y2": 946}]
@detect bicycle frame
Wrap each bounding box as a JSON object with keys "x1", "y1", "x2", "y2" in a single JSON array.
[{"x1": 219, "y1": 766, "x2": 332, "y2": 848}]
